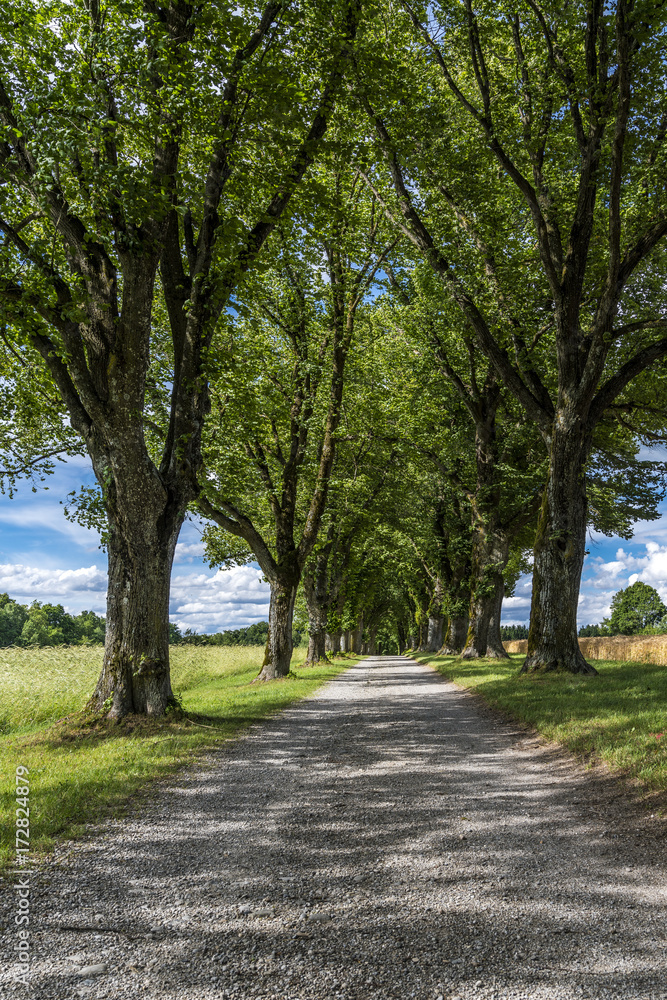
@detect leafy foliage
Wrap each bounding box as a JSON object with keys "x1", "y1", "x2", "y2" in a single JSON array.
[
  {"x1": 0, "y1": 594, "x2": 105, "y2": 647},
  {"x1": 608, "y1": 582, "x2": 667, "y2": 636}
]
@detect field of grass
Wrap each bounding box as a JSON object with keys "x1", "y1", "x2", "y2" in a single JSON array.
[
  {"x1": 412, "y1": 651, "x2": 667, "y2": 804},
  {"x1": 0, "y1": 645, "x2": 355, "y2": 871}
]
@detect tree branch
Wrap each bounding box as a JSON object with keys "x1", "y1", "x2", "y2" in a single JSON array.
[
  {"x1": 590, "y1": 337, "x2": 667, "y2": 424},
  {"x1": 197, "y1": 495, "x2": 278, "y2": 580}
]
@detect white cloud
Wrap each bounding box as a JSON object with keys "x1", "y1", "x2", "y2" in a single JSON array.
[
  {"x1": 174, "y1": 540, "x2": 205, "y2": 563},
  {"x1": 13, "y1": 532, "x2": 667, "y2": 635},
  {"x1": 0, "y1": 501, "x2": 101, "y2": 549},
  {"x1": 0, "y1": 563, "x2": 107, "y2": 615},
  {"x1": 504, "y1": 538, "x2": 667, "y2": 627},
  {"x1": 170, "y1": 565, "x2": 270, "y2": 632},
  {"x1": 0, "y1": 563, "x2": 106, "y2": 595},
  {"x1": 0, "y1": 561, "x2": 271, "y2": 633},
  {"x1": 585, "y1": 542, "x2": 667, "y2": 603}
]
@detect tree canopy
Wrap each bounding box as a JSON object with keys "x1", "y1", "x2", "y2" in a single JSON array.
[{"x1": 3, "y1": 0, "x2": 667, "y2": 711}]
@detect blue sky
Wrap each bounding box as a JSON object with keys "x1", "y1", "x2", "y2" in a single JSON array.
[
  {"x1": 0, "y1": 456, "x2": 270, "y2": 633},
  {"x1": 2, "y1": 455, "x2": 667, "y2": 632}
]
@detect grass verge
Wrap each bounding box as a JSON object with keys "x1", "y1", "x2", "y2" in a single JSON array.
[
  {"x1": 0, "y1": 645, "x2": 356, "y2": 871},
  {"x1": 412, "y1": 651, "x2": 667, "y2": 804}
]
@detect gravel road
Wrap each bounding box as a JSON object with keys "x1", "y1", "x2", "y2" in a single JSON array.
[{"x1": 2, "y1": 655, "x2": 666, "y2": 1000}]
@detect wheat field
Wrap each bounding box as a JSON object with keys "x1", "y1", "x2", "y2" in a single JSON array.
[
  {"x1": 0, "y1": 644, "x2": 280, "y2": 736},
  {"x1": 503, "y1": 635, "x2": 667, "y2": 663}
]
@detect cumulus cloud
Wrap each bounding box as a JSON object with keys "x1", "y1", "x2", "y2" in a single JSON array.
[
  {"x1": 0, "y1": 501, "x2": 101, "y2": 544},
  {"x1": 0, "y1": 560, "x2": 271, "y2": 633},
  {"x1": 10, "y1": 533, "x2": 667, "y2": 634},
  {"x1": 0, "y1": 563, "x2": 106, "y2": 596},
  {"x1": 174, "y1": 540, "x2": 206, "y2": 564},
  {"x1": 0, "y1": 563, "x2": 107, "y2": 615},
  {"x1": 170, "y1": 565, "x2": 270, "y2": 632},
  {"x1": 614, "y1": 541, "x2": 667, "y2": 601},
  {"x1": 585, "y1": 542, "x2": 667, "y2": 601}
]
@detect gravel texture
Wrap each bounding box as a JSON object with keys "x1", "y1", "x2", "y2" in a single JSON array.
[{"x1": 2, "y1": 654, "x2": 667, "y2": 1000}]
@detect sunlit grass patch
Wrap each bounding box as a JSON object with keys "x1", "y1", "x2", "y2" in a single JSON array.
[
  {"x1": 413, "y1": 651, "x2": 667, "y2": 800},
  {"x1": 0, "y1": 645, "x2": 356, "y2": 870}
]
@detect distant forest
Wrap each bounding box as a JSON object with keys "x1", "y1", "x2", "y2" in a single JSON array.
[
  {"x1": 0, "y1": 593, "x2": 285, "y2": 648},
  {"x1": 172, "y1": 621, "x2": 305, "y2": 647},
  {"x1": 0, "y1": 593, "x2": 106, "y2": 647},
  {"x1": 170, "y1": 621, "x2": 271, "y2": 647},
  {"x1": 499, "y1": 625, "x2": 529, "y2": 641}
]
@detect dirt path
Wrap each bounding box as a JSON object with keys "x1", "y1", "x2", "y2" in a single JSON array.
[{"x1": 2, "y1": 655, "x2": 666, "y2": 1000}]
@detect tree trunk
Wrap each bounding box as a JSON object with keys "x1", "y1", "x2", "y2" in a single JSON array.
[
  {"x1": 397, "y1": 621, "x2": 407, "y2": 653},
  {"x1": 88, "y1": 503, "x2": 183, "y2": 718},
  {"x1": 522, "y1": 423, "x2": 597, "y2": 675},
  {"x1": 369, "y1": 624, "x2": 378, "y2": 655},
  {"x1": 424, "y1": 576, "x2": 445, "y2": 652},
  {"x1": 303, "y1": 571, "x2": 330, "y2": 666},
  {"x1": 325, "y1": 631, "x2": 341, "y2": 654},
  {"x1": 439, "y1": 615, "x2": 468, "y2": 655},
  {"x1": 351, "y1": 614, "x2": 363, "y2": 654},
  {"x1": 416, "y1": 619, "x2": 425, "y2": 651},
  {"x1": 257, "y1": 577, "x2": 298, "y2": 680},
  {"x1": 425, "y1": 612, "x2": 444, "y2": 652},
  {"x1": 486, "y1": 574, "x2": 510, "y2": 659},
  {"x1": 462, "y1": 529, "x2": 510, "y2": 659},
  {"x1": 396, "y1": 622, "x2": 407, "y2": 656},
  {"x1": 306, "y1": 627, "x2": 328, "y2": 665}
]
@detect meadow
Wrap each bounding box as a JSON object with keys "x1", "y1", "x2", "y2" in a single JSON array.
[
  {"x1": 413, "y1": 651, "x2": 667, "y2": 806},
  {"x1": 0, "y1": 645, "x2": 354, "y2": 870}
]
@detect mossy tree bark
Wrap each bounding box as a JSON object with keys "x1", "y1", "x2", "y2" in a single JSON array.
[
  {"x1": 425, "y1": 612, "x2": 444, "y2": 652},
  {"x1": 325, "y1": 629, "x2": 342, "y2": 653},
  {"x1": 351, "y1": 614, "x2": 364, "y2": 653},
  {"x1": 397, "y1": 621, "x2": 408, "y2": 653},
  {"x1": 439, "y1": 615, "x2": 468, "y2": 655},
  {"x1": 303, "y1": 566, "x2": 330, "y2": 666},
  {"x1": 89, "y1": 481, "x2": 184, "y2": 716},
  {"x1": 486, "y1": 578, "x2": 509, "y2": 659},
  {"x1": 425, "y1": 577, "x2": 445, "y2": 652},
  {"x1": 462, "y1": 528, "x2": 510, "y2": 659},
  {"x1": 522, "y1": 421, "x2": 597, "y2": 674},
  {"x1": 257, "y1": 575, "x2": 299, "y2": 681},
  {"x1": 303, "y1": 524, "x2": 356, "y2": 665}
]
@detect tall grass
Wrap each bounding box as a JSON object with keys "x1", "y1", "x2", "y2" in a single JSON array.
[
  {"x1": 0, "y1": 645, "x2": 354, "y2": 870},
  {"x1": 0, "y1": 646, "x2": 102, "y2": 736}
]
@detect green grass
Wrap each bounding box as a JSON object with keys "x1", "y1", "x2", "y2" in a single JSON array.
[
  {"x1": 412, "y1": 651, "x2": 667, "y2": 803},
  {"x1": 0, "y1": 645, "x2": 356, "y2": 871}
]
